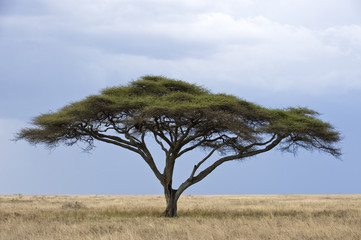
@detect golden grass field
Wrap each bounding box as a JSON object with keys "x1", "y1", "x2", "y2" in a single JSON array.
[{"x1": 0, "y1": 194, "x2": 360, "y2": 240}]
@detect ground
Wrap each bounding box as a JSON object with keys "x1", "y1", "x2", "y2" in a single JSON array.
[{"x1": 0, "y1": 194, "x2": 360, "y2": 240}]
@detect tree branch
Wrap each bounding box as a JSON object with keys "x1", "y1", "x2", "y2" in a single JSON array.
[
  {"x1": 153, "y1": 132, "x2": 169, "y2": 155},
  {"x1": 88, "y1": 132, "x2": 142, "y2": 154},
  {"x1": 175, "y1": 120, "x2": 198, "y2": 146},
  {"x1": 138, "y1": 132, "x2": 164, "y2": 185},
  {"x1": 152, "y1": 118, "x2": 174, "y2": 147},
  {"x1": 177, "y1": 134, "x2": 232, "y2": 158},
  {"x1": 85, "y1": 128, "x2": 165, "y2": 185},
  {"x1": 242, "y1": 133, "x2": 277, "y2": 151},
  {"x1": 176, "y1": 135, "x2": 284, "y2": 198},
  {"x1": 189, "y1": 144, "x2": 223, "y2": 178},
  {"x1": 240, "y1": 135, "x2": 284, "y2": 158}
]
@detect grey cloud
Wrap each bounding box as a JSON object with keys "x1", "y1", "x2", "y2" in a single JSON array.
[
  {"x1": 1, "y1": 0, "x2": 361, "y2": 101},
  {"x1": 61, "y1": 32, "x2": 215, "y2": 60}
]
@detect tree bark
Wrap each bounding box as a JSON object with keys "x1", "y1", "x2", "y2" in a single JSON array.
[{"x1": 162, "y1": 188, "x2": 178, "y2": 217}]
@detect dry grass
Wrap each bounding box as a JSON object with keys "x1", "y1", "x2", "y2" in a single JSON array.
[{"x1": 0, "y1": 194, "x2": 360, "y2": 240}]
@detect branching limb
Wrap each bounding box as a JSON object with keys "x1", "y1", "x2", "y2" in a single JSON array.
[
  {"x1": 153, "y1": 132, "x2": 169, "y2": 154},
  {"x1": 240, "y1": 134, "x2": 284, "y2": 158},
  {"x1": 87, "y1": 132, "x2": 142, "y2": 154},
  {"x1": 189, "y1": 144, "x2": 222, "y2": 178},
  {"x1": 176, "y1": 135, "x2": 284, "y2": 198},
  {"x1": 242, "y1": 133, "x2": 277, "y2": 151},
  {"x1": 151, "y1": 119, "x2": 174, "y2": 148},
  {"x1": 175, "y1": 120, "x2": 198, "y2": 147},
  {"x1": 86, "y1": 128, "x2": 165, "y2": 185},
  {"x1": 176, "y1": 138, "x2": 206, "y2": 158},
  {"x1": 138, "y1": 132, "x2": 164, "y2": 185},
  {"x1": 177, "y1": 134, "x2": 229, "y2": 158}
]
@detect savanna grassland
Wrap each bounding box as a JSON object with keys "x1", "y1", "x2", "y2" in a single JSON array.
[{"x1": 0, "y1": 194, "x2": 360, "y2": 240}]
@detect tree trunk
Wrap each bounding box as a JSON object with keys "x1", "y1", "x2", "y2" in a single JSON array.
[{"x1": 162, "y1": 188, "x2": 178, "y2": 217}]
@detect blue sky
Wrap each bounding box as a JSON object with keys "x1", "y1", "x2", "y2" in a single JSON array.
[{"x1": 1, "y1": 0, "x2": 361, "y2": 195}]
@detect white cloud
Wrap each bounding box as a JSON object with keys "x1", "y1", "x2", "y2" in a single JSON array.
[
  {"x1": 71, "y1": 13, "x2": 360, "y2": 94},
  {"x1": 322, "y1": 25, "x2": 361, "y2": 54},
  {"x1": 1, "y1": 0, "x2": 361, "y2": 96}
]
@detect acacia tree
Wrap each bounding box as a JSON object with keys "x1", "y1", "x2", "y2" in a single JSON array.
[{"x1": 17, "y1": 76, "x2": 341, "y2": 217}]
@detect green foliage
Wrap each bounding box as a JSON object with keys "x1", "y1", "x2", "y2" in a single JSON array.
[
  {"x1": 16, "y1": 75, "x2": 341, "y2": 157},
  {"x1": 33, "y1": 76, "x2": 260, "y2": 123}
]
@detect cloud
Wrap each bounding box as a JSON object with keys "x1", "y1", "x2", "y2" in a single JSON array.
[
  {"x1": 70, "y1": 14, "x2": 360, "y2": 94},
  {"x1": 1, "y1": 0, "x2": 361, "y2": 98}
]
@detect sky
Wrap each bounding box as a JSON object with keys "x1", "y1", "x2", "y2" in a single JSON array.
[{"x1": 1, "y1": 0, "x2": 361, "y2": 195}]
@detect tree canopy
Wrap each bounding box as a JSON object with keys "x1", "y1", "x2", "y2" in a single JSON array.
[{"x1": 17, "y1": 76, "x2": 341, "y2": 217}]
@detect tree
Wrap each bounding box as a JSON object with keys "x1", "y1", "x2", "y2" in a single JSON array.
[{"x1": 17, "y1": 76, "x2": 341, "y2": 217}]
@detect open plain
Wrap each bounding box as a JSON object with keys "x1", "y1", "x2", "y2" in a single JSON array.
[{"x1": 0, "y1": 194, "x2": 360, "y2": 240}]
